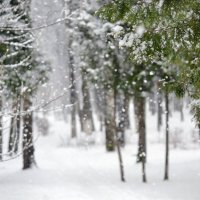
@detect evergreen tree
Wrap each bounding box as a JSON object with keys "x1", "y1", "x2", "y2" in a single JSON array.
[{"x1": 0, "y1": 0, "x2": 49, "y2": 167}]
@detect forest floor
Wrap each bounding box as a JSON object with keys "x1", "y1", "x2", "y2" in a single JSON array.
[
  {"x1": 0, "y1": 136, "x2": 200, "y2": 200},
  {"x1": 0, "y1": 109, "x2": 200, "y2": 200}
]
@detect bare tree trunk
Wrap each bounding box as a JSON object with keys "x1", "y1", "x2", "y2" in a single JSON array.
[
  {"x1": 135, "y1": 96, "x2": 146, "y2": 163},
  {"x1": 62, "y1": 0, "x2": 79, "y2": 139},
  {"x1": 157, "y1": 91, "x2": 163, "y2": 132},
  {"x1": 105, "y1": 89, "x2": 115, "y2": 151},
  {"x1": 124, "y1": 92, "x2": 130, "y2": 129},
  {"x1": 81, "y1": 72, "x2": 94, "y2": 135},
  {"x1": 14, "y1": 97, "x2": 21, "y2": 153},
  {"x1": 134, "y1": 96, "x2": 139, "y2": 134},
  {"x1": 180, "y1": 105, "x2": 184, "y2": 122},
  {"x1": 69, "y1": 48, "x2": 77, "y2": 139},
  {"x1": 77, "y1": 99, "x2": 83, "y2": 132},
  {"x1": 22, "y1": 94, "x2": 35, "y2": 170},
  {"x1": 117, "y1": 93, "x2": 125, "y2": 147},
  {"x1": 116, "y1": 135, "x2": 125, "y2": 182},
  {"x1": 93, "y1": 87, "x2": 105, "y2": 132},
  {"x1": 142, "y1": 157, "x2": 147, "y2": 182},
  {"x1": 100, "y1": 114, "x2": 104, "y2": 132},
  {"x1": 164, "y1": 92, "x2": 169, "y2": 180},
  {"x1": 178, "y1": 99, "x2": 184, "y2": 122},
  {"x1": 0, "y1": 96, "x2": 2, "y2": 160},
  {"x1": 114, "y1": 89, "x2": 125, "y2": 182},
  {"x1": 149, "y1": 92, "x2": 156, "y2": 115},
  {"x1": 117, "y1": 91, "x2": 130, "y2": 146},
  {"x1": 134, "y1": 95, "x2": 147, "y2": 182},
  {"x1": 8, "y1": 100, "x2": 17, "y2": 155}
]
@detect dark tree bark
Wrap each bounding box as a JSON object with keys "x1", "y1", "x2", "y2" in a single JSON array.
[
  {"x1": 116, "y1": 134, "x2": 125, "y2": 182},
  {"x1": 77, "y1": 100, "x2": 84, "y2": 132},
  {"x1": 124, "y1": 92, "x2": 130, "y2": 129},
  {"x1": 105, "y1": 88, "x2": 115, "y2": 151},
  {"x1": 69, "y1": 42, "x2": 77, "y2": 139},
  {"x1": 134, "y1": 95, "x2": 147, "y2": 183},
  {"x1": 164, "y1": 92, "x2": 169, "y2": 180},
  {"x1": 22, "y1": 94, "x2": 35, "y2": 170},
  {"x1": 157, "y1": 90, "x2": 163, "y2": 132},
  {"x1": 63, "y1": 0, "x2": 79, "y2": 139},
  {"x1": 135, "y1": 95, "x2": 146, "y2": 163}
]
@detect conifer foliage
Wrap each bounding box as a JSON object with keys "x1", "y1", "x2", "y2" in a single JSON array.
[{"x1": 0, "y1": 0, "x2": 49, "y2": 168}]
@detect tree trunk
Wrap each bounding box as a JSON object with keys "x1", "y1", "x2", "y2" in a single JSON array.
[
  {"x1": 164, "y1": 92, "x2": 169, "y2": 180},
  {"x1": 117, "y1": 93, "x2": 125, "y2": 147},
  {"x1": 116, "y1": 134, "x2": 125, "y2": 182},
  {"x1": 62, "y1": 0, "x2": 78, "y2": 139},
  {"x1": 114, "y1": 89, "x2": 125, "y2": 182},
  {"x1": 8, "y1": 100, "x2": 17, "y2": 155},
  {"x1": 69, "y1": 47, "x2": 77, "y2": 139},
  {"x1": 14, "y1": 97, "x2": 21, "y2": 154},
  {"x1": 149, "y1": 92, "x2": 156, "y2": 115},
  {"x1": 105, "y1": 88, "x2": 115, "y2": 151},
  {"x1": 134, "y1": 95, "x2": 147, "y2": 183},
  {"x1": 77, "y1": 99, "x2": 83, "y2": 132},
  {"x1": 22, "y1": 94, "x2": 35, "y2": 170},
  {"x1": 135, "y1": 95, "x2": 146, "y2": 163},
  {"x1": 100, "y1": 114, "x2": 104, "y2": 132},
  {"x1": 81, "y1": 72, "x2": 94, "y2": 135},
  {"x1": 124, "y1": 92, "x2": 130, "y2": 129},
  {"x1": 157, "y1": 91, "x2": 163, "y2": 132}
]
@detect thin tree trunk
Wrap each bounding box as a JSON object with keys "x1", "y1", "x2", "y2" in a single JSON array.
[
  {"x1": 157, "y1": 91, "x2": 163, "y2": 132},
  {"x1": 77, "y1": 99, "x2": 83, "y2": 132},
  {"x1": 14, "y1": 97, "x2": 21, "y2": 153},
  {"x1": 179, "y1": 100, "x2": 184, "y2": 122},
  {"x1": 142, "y1": 156, "x2": 147, "y2": 182},
  {"x1": 105, "y1": 88, "x2": 115, "y2": 151},
  {"x1": 8, "y1": 100, "x2": 17, "y2": 155},
  {"x1": 116, "y1": 135, "x2": 125, "y2": 182},
  {"x1": 22, "y1": 94, "x2": 35, "y2": 169},
  {"x1": 149, "y1": 92, "x2": 156, "y2": 115},
  {"x1": 114, "y1": 89, "x2": 125, "y2": 182},
  {"x1": 164, "y1": 92, "x2": 169, "y2": 180},
  {"x1": 99, "y1": 114, "x2": 103, "y2": 132},
  {"x1": 124, "y1": 92, "x2": 130, "y2": 129},
  {"x1": 117, "y1": 93, "x2": 126, "y2": 147},
  {"x1": 180, "y1": 106, "x2": 184, "y2": 122},
  {"x1": 69, "y1": 47, "x2": 77, "y2": 139}
]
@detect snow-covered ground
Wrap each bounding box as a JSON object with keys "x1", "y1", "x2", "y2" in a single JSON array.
[{"x1": 0, "y1": 107, "x2": 200, "y2": 200}]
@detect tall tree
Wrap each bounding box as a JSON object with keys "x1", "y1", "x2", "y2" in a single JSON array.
[
  {"x1": 0, "y1": 0, "x2": 49, "y2": 167},
  {"x1": 62, "y1": 0, "x2": 79, "y2": 139}
]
